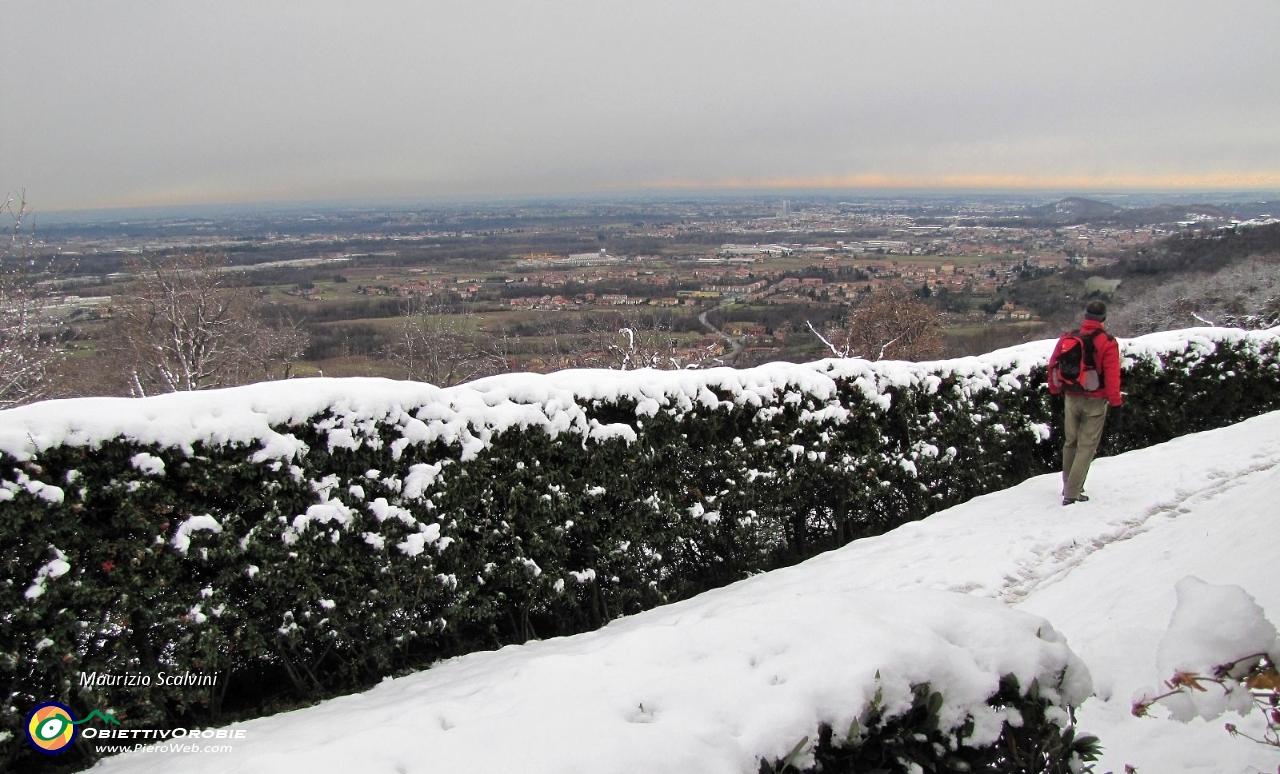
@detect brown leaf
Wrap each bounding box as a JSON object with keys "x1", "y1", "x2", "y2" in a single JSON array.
[
  {"x1": 1246, "y1": 667, "x2": 1280, "y2": 692},
  {"x1": 1170, "y1": 671, "x2": 1208, "y2": 692}
]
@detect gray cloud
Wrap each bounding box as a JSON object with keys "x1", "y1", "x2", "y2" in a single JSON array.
[{"x1": 5, "y1": 0, "x2": 1278, "y2": 210}]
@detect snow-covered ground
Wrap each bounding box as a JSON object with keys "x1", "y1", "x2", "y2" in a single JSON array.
[{"x1": 87, "y1": 410, "x2": 1280, "y2": 774}]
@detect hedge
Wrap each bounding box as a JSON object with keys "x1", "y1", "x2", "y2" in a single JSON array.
[
  {"x1": 760, "y1": 676, "x2": 1101, "y2": 774},
  {"x1": 2, "y1": 325, "x2": 1278, "y2": 770}
]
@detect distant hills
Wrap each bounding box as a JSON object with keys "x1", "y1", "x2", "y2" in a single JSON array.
[
  {"x1": 1030, "y1": 196, "x2": 1122, "y2": 222},
  {"x1": 1027, "y1": 196, "x2": 1243, "y2": 227},
  {"x1": 1108, "y1": 220, "x2": 1280, "y2": 278}
]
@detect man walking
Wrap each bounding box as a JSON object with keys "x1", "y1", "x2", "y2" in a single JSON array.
[{"x1": 1047, "y1": 300, "x2": 1123, "y2": 506}]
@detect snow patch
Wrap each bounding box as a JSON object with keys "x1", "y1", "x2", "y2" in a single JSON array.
[{"x1": 172, "y1": 515, "x2": 223, "y2": 555}]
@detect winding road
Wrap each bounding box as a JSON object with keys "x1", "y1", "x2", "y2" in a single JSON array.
[{"x1": 697, "y1": 302, "x2": 746, "y2": 365}]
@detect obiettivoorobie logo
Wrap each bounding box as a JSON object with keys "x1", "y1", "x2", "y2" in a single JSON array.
[
  {"x1": 25, "y1": 703, "x2": 120, "y2": 754},
  {"x1": 24, "y1": 699, "x2": 246, "y2": 756}
]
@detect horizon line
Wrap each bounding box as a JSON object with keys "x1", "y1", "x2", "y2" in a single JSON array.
[{"x1": 30, "y1": 180, "x2": 1280, "y2": 220}]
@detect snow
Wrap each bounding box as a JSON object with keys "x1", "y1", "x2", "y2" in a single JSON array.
[
  {"x1": 85, "y1": 409, "x2": 1280, "y2": 774},
  {"x1": 1139, "y1": 577, "x2": 1276, "y2": 724},
  {"x1": 129, "y1": 452, "x2": 165, "y2": 476},
  {"x1": 1156, "y1": 577, "x2": 1277, "y2": 679},
  {"x1": 23, "y1": 548, "x2": 71, "y2": 600},
  {"x1": 396, "y1": 523, "x2": 447, "y2": 557},
  {"x1": 4, "y1": 469, "x2": 65, "y2": 503},
  {"x1": 170, "y1": 515, "x2": 223, "y2": 556},
  {"x1": 0, "y1": 326, "x2": 1272, "y2": 465}
]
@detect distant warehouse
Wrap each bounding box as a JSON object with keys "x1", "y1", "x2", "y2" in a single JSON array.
[{"x1": 718, "y1": 243, "x2": 793, "y2": 257}]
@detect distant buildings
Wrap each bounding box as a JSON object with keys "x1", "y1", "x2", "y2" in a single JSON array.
[{"x1": 718, "y1": 244, "x2": 793, "y2": 257}]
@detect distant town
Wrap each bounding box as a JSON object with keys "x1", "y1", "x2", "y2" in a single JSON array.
[{"x1": 13, "y1": 191, "x2": 1278, "y2": 393}]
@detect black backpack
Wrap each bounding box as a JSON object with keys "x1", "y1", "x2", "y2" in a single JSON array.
[{"x1": 1051, "y1": 329, "x2": 1107, "y2": 392}]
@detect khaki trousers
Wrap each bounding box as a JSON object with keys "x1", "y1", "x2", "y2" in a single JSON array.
[{"x1": 1062, "y1": 393, "x2": 1109, "y2": 500}]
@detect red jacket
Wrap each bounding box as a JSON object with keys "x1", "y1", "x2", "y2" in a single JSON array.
[{"x1": 1047, "y1": 319, "x2": 1122, "y2": 407}]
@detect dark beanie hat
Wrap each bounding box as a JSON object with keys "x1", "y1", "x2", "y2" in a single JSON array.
[{"x1": 1084, "y1": 300, "x2": 1107, "y2": 322}]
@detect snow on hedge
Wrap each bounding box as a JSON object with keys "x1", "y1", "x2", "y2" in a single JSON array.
[{"x1": 2, "y1": 326, "x2": 1276, "y2": 463}]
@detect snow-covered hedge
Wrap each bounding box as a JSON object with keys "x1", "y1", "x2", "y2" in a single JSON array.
[
  {"x1": 1, "y1": 326, "x2": 1277, "y2": 768},
  {"x1": 762, "y1": 676, "x2": 1100, "y2": 774}
]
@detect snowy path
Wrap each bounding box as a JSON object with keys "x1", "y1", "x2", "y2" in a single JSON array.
[
  {"x1": 1016, "y1": 435, "x2": 1280, "y2": 773},
  {"x1": 87, "y1": 411, "x2": 1280, "y2": 774},
  {"x1": 999, "y1": 447, "x2": 1278, "y2": 604},
  {"x1": 762, "y1": 410, "x2": 1280, "y2": 607}
]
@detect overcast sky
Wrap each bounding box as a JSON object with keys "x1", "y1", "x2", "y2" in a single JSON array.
[{"x1": 4, "y1": 1, "x2": 1278, "y2": 212}]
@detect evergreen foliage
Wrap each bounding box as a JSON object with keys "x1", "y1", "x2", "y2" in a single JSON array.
[{"x1": 760, "y1": 676, "x2": 1101, "y2": 774}]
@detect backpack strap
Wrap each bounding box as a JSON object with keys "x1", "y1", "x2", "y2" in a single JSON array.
[{"x1": 1079, "y1": 328, "x2": 1111, "y2": 388}]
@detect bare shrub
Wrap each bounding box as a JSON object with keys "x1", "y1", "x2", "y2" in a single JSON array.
[
  {"x1": 104, "y1": 252, "x2": 309, "y2": 395},
  {"x1": 0, "y1": 190, "x2": 63, "y2": 407},
  {"x1": 812, "y1": 289, "x2": 945, "y2": 361}
]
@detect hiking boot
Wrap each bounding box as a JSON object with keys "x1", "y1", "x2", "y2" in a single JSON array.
[{"x1": 1062, "y1": 495, "x2": 1091, "y2": 506}]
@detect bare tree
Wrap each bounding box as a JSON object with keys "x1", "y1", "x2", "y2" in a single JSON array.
[
  {"x1": 811, "y1": 288, "x2": 944, "y2": 361},
  {"x1": 0, "y1": 190, "x2": 63, "y2": 408},
  {"x1": 576, "y1": 310, "x2": 722, "y2": 370},
  {"x1": 248, "y1": 307, "x2": 311, "y2": 381},
  {"x1": 384, "y1": 294, "x2": 508, "y2": 386},
  {"x1": 105, "y1": 252, "x2": 308, "y2": 395}
]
